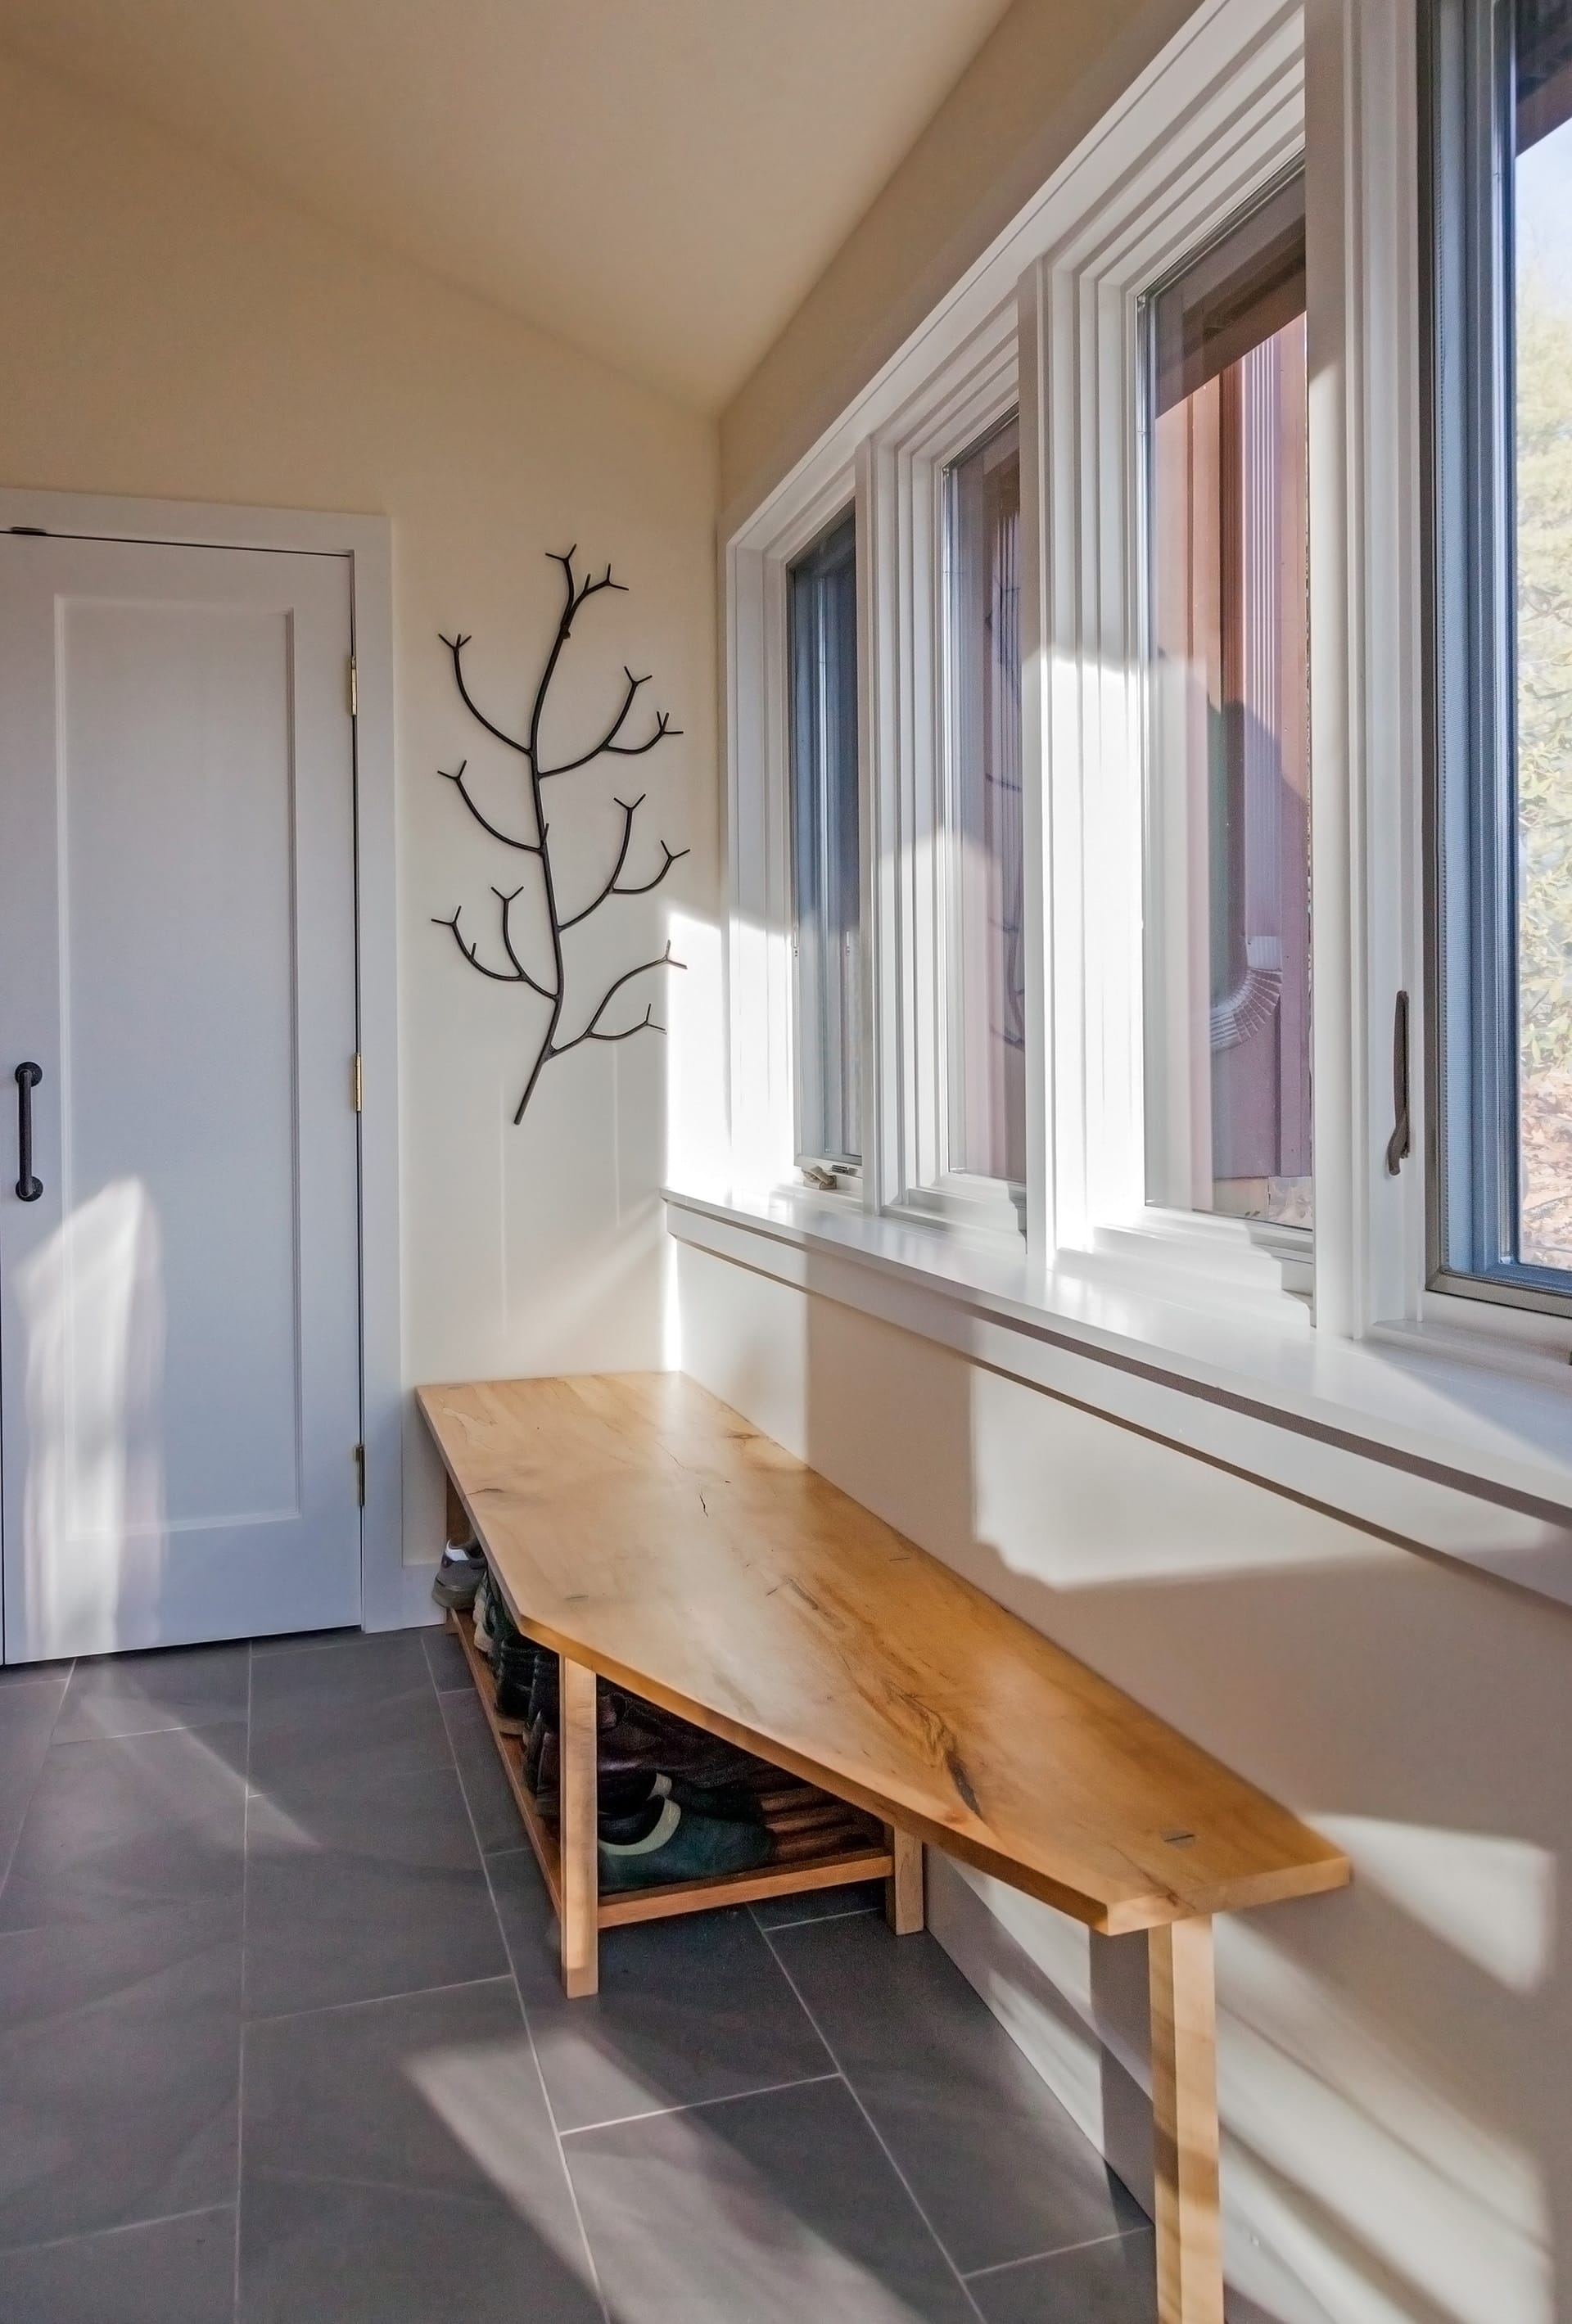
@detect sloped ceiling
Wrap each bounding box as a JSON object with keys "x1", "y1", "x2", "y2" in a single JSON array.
[{"x1": 0, "y1": 0, "x2": 1016, "y2": 408}]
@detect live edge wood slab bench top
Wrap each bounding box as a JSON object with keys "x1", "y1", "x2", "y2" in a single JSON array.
[{"x1": 418, "y1": 1372, "x2": 1348, "y2": 1936}]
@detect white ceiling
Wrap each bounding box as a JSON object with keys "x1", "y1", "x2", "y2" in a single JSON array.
[{"x1": 0, "y1": 0, "x2": 1016, "y2": 408}]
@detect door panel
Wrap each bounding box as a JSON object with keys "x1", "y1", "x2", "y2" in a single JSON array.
[{"x1": 0, "y1": 535, "x2": 361, "y2": 1659}]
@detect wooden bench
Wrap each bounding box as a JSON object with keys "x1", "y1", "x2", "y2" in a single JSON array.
[{"x1": 418, "y1": 1371, "x2": 1349, "y2": 2324}]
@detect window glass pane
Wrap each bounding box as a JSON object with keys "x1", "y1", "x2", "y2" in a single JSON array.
[
  {"x1": 1514, "y1": 0, "x2": 1572, "y2": 1268},
  {"x1": 1149, "y1": 181, "x2": 1312, "y2": 1225},
  {"x1": 947, "y1": 417, "x2": 1025, "y2": 1185},
  {"x1": 788, "y1": 512, "x2": 861, "y2": 1166}
]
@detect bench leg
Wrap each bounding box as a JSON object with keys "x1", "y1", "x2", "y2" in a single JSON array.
[
  {"x1": 1149, "y1": 1916, "x2": 1222, "y2": 2324},
  {"x1": 558, "y1": 1656, "x2": 599, "y2": 1999},
  {"x1": 884, "y1": 1826, "x2": 925, "y2": 1935}
]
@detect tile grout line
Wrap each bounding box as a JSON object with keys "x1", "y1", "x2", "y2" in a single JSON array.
[
  {"x1": 0, "y1": 2200, "x2": 235, "y2": 2265},
  {"x1": 0, "y1": 1657, "x2": 74, "y2": 1912},
  {"x1": 749, "y1": 1902, "x2": 879, "y2": 1936},
  {"x1": 234, "y1": 1640, "x2": 254, "y2": 2324},
  {"x1": 47, "y1": 1713, "x2": 250, "y2": 1749},
  {"x1": 560, "y1": 2070, "x2": 844, "y2": 2141},
  {"x1": 432, "y1": 1616, "x2": 614, "y2": 2324},
  {"x1": 759, "y1": 1922, "x2": 992, "y2": 2324},
  {"x1": 960, "y1": 2221, "x2": 1155, "y2": 2283},
  {"x1": 243, "y1": 1969, "x2": 518, "y2": 2032},
  {"x1": 248, "y1": 1630, "x2": 360, "y2": 1662},
  {"x1": 224, "y1": 2161, "x2": 536, "y2": 2213}
]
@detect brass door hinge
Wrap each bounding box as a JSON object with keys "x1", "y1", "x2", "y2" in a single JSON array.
[
  {"x1": 353, "y1": 1443, "x2": 366, "y2": 1507},
  {"x1": 350, "y1": 1052, "x2": 364, "y2": 1112},
  {"x1": 347, "y1": 654, "x2": 359, "y2": 719}
]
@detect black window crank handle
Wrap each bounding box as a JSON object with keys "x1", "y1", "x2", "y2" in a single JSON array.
[{"x1": 15, "y1": 1063, "x2": 42, "y2": 1202}]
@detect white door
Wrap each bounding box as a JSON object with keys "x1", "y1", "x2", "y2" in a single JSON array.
[{"x1": 0, "y1": 533, "x2": 362, "y2": 1661}]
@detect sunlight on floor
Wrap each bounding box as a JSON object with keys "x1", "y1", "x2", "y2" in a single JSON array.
[
  {"x1": 409, "y1": 2038, "x2": 944, "y2": 2324},
  {"x1": 18, "y1": 1180, "x2": 167, "y2": 1658}
]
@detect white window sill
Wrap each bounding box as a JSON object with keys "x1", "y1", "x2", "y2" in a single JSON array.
[{"x1": 664, "y1": 1184, "x2": 1572, "y2": 1611}]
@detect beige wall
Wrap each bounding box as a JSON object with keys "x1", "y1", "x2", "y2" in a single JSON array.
[
  {"x1": 717, "y1": 0, "x2": 1195, "y2": 518},
  {"x1": 680, "y1": 1239, "x2": 1572, "y2": 2324},
  {"x1": 0, "y1": 50, "x2": 719, "y2": 1565}
]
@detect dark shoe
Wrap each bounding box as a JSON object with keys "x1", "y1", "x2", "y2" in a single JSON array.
[
  {"x1": 599, "y1": 1769, "x2": 666, "y2": 1817},
  {"x1": 598, "y1": 1798, "x2": 773, "y2": 1892},
  {"x1": 494, "y1": 1633, "x2": 544, "y2": 1726},
  {"x1": 594, "y1": 1708, "x2": 764, "y2": 1785},
  {"x1": 472, "y1": 1575, "x2": 499, "y2": 1661},
  {"x1": 526, "y1": 1655, "x2": 560, "y2": 1729},
  {"x1": 527, "y1": 1713, "x2": 556, "y2": 1798}
]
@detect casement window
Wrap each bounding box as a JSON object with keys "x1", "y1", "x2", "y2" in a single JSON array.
[
  {"x1": 717, "y1": 0, "x2": 1572, "y2": 1354},
  {"x1": 788, "y1": 512, "x2": 862, "y2": 1173},
  {"x1": 1427, "y1": 0, "x2": 1572, "y2": 1304},
  {"x1": 1143, "y1": 177, "x2": 1312, "y2": 1234},
  {"x1": 723, "y1": 0, "x2": 1312, "y2": 1292},
  {"x1": 945, "y1": 417, "x2": 1026, "y2": 1192}
]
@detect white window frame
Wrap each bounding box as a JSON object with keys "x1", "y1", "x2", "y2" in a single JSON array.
[
  {"x1": 716, "y1": 0, "x2": 1572, "y2": 1379},
  {"x1": 726, "y1": 457, "x2": 861, "y2": 1201},
  {"x1": 785, "y1": 507, "x2": 865, "y2": 1180},
  {"x1": 1136, "y1": 167, "x2": 1315, "y2": 1300},
  {"x1": 1416, "y1": 0, "x2": 1572, "y2": 1320},
  {"x1": 1021, "y1": 16, "x2": 1308, "y2": 1313},
  {"x1": 866, "y1": 310, "x2": 1023, "y2": 1237}
]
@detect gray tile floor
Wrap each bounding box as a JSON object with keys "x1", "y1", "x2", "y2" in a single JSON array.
[{"x1": 0, "y1": 1629, "x2": 1155, "y2": 2323}]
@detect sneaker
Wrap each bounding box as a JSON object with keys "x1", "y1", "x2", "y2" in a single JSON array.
[
  {"x1": 431, "y1": 1537, "x2": 485, "y2": 1613},
  {"x1": 597, "y1": 1797, "x2": 773, "y2": 1892}
]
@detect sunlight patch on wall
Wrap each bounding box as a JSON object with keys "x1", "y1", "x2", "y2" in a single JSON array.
[
  {"x1": 1222, "y1": 1919, "x2": 1552, "y2": 2324},
  {"x1": 727, "y1": 916, "x2": 793, "y2": 1197},
  {"x1": 666, "y1": 909, "x2": 727, "y2": 1198},
  {"x1": 1318, "y1": 1816, "x2": 1555, "y2": 1995}
]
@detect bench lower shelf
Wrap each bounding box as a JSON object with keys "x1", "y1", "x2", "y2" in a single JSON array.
[{"x1": 449, "y1": 1610, "x2": 896, "y2": 1929}]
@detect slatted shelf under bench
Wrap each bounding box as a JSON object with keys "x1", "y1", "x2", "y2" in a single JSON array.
[{"x1": 448, "y1": 1606, "x2": 897, "y2": 1929}]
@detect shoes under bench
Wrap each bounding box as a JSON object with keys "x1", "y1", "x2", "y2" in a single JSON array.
[{"x1": 441, "y1": 1544, "x2": 791, "y2": 1891}]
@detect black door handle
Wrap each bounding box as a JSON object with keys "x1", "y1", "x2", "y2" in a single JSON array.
[{"x1": 15, "y1": 1063, "x2": 42, "y2": 1202}]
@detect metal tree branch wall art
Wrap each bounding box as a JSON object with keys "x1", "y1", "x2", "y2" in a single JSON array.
[{"x1": 433, "y1": 548, "x2": 689, "y2": 1121}]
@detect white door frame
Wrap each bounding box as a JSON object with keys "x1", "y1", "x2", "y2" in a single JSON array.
[{"x1": 0, "y1": 486, "x2": 411, "y2": 1633}]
